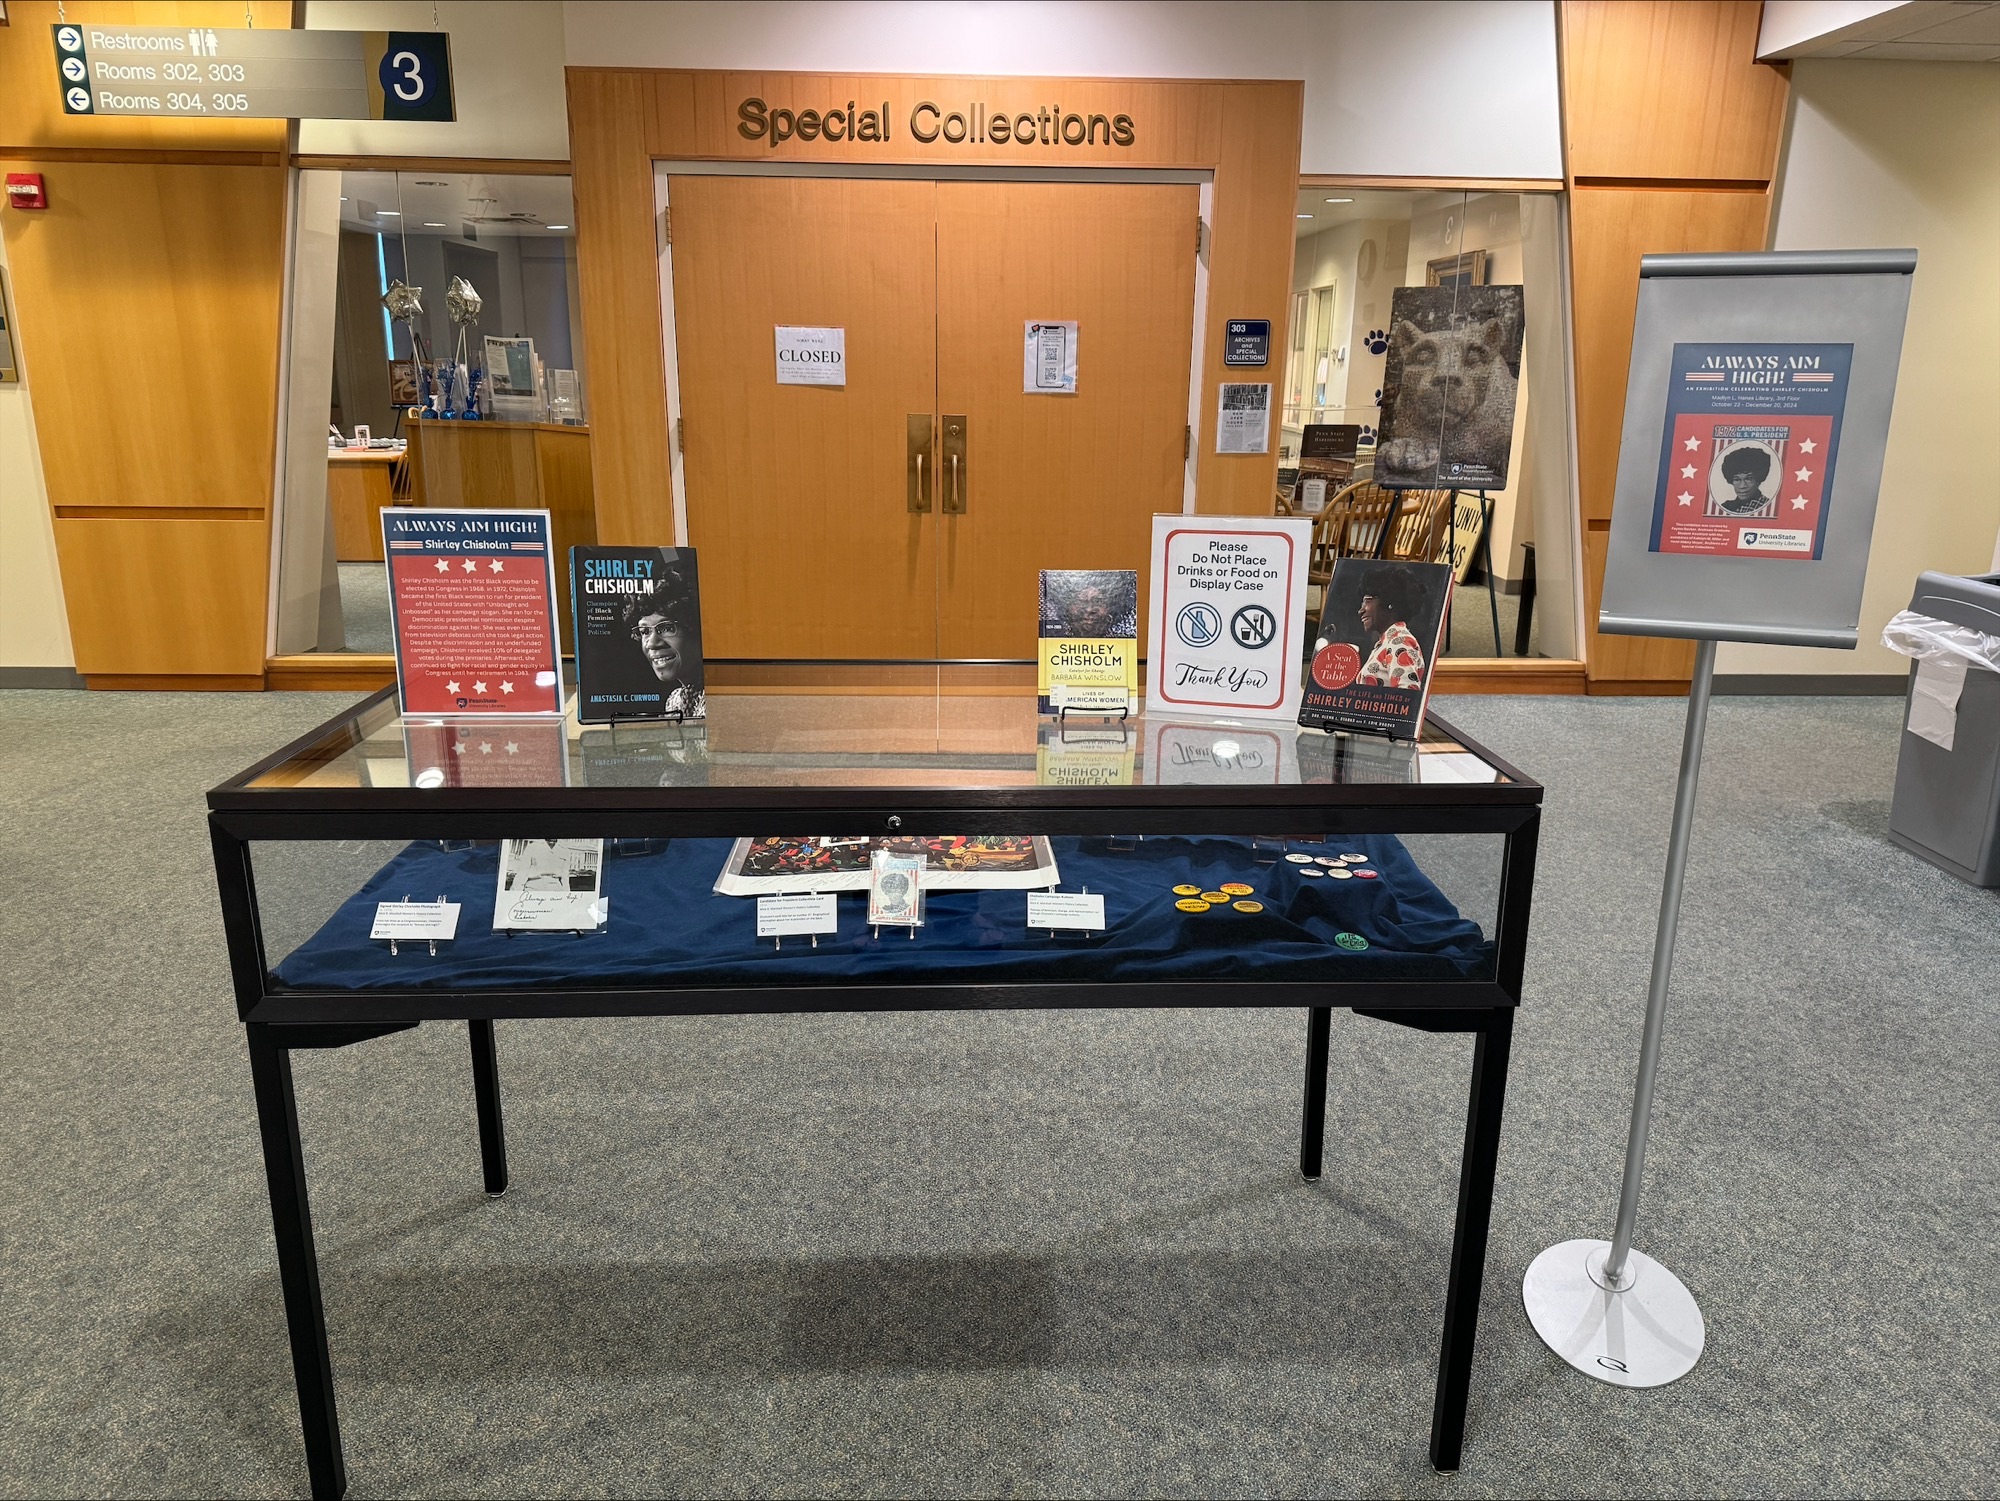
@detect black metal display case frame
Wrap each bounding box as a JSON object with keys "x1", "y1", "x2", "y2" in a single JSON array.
[{"x1": 208, "y1": 686, "x2": 1542, "y2": 1499}]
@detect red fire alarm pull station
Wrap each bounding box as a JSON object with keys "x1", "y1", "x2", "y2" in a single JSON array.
[{"x1": 6, "y1": 175, "x2": 48, "y2": 210}]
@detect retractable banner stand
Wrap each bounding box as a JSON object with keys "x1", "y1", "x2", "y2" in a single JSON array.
[{"x1": 1524, "y1": 249, "x2": 1915, "y2": 1387}]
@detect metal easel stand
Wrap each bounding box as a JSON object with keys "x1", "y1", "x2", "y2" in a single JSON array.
[{"x1": 1522, "y1": 636, "x2": 1714, "y2": 1387}]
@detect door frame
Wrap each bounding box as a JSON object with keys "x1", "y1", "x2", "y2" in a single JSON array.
[{"x1": 653, "y1": 161, "x2": 1214, "y2": 552}]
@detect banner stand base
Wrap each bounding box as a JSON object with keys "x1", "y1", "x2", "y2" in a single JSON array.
[{"x1": 1522, "y1": 1238, "x2": 1705, "y2": 1388}]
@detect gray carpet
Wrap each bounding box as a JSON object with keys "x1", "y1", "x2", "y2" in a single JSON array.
[
  {"x1": 337, "y1": 564, "x2": 393, "y2": 656},
  {"x1": 1, "y1": 688, "x2": 1994, "y2": 1499}
]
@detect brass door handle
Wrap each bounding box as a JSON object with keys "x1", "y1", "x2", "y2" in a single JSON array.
[
  {"x1": 907, "y1": 414, "x2": 933, "y2": 513},
  {"x1": 942, "y1": 415, "x2": 968, "y2": 514}
]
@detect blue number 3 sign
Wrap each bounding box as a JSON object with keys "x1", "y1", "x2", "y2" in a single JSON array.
[{"x1": 374, "y1": 32, "x2": 455, "y2": 122}]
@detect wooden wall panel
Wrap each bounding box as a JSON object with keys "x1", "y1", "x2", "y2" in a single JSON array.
[
  {"x1": 568, "y1": 69, "x2": 673, "y2": 545},
  {"x1": 1562, "y1": 1, "x2": 1788, "y2": 183},
  {"x1": 53, "y1": 515, "x2": 270, "y2": 676},
  {"x1": 0, "y1": 1, "x2": 290, "y2": 157},
  {"x1": 1560, "y1": 1, "x2": 1788, "y2": 690},
  {"x1": 567, "y1": 68, "x2": 1303, "y2": 545},
  {"x1": 1, "y1": 161, "x2": 285, "y2": 510},
  {"x1": 1569, "y1": 187, "x2": 1773, "y2": 525}
]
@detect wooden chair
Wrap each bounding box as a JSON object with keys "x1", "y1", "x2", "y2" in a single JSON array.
[
  {"x1": 1383, "y1": 487, "x2": 1453, "y2": 563},
  {"x1": 1323, "y1": 480, "x2": 1401, "y2": 561}
]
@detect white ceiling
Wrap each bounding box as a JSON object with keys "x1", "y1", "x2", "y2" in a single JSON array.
[
  {"x1": 335, "y1": 172, "x2": 576, "y2": 241},
  {"x1": 1760, "y1": 1, "x2": 2000, "y2": 60}
]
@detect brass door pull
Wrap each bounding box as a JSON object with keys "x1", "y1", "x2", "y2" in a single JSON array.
[
  {"x1": 942, "y1": 415, "x2": 968, "y2": 514},
  {"x1": 906, "y1": 414, "x2": 934, "y2": 513}
]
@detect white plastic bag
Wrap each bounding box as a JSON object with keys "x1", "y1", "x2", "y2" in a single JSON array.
[{"x1": 1882, "y1": 610, "x2": 2000, "y2": 751}]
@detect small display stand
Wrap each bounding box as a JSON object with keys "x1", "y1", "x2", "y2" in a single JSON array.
[{"x1": 1523, "y1": 247, "x2": 1915, "y2": 1388}]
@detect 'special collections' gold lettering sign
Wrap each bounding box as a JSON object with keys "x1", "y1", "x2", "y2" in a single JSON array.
[{"x1": 737, "y1": 98, "x2": 1134, "y2": 149}]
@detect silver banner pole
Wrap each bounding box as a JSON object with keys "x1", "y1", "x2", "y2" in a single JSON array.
[{"x1": 1521, "y1": 637, "x2": 1714, "y2": 1387}]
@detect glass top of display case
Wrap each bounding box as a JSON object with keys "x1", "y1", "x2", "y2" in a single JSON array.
[{"x1": 211, "y1": 684, "x2": 1537, "y2": 812}]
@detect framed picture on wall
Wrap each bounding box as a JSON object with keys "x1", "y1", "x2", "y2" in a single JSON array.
[{"x1": 1426, "y1": 250, "x2": 1488, "y2": 289}]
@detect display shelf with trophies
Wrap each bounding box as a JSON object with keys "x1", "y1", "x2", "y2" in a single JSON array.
[{"x1": 210, "y1": 684, "x2": 1540, "y2": 1499}]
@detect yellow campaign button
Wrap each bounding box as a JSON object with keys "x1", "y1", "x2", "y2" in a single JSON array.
[
  {"x1": 1200, "y1": 892, "x2": 1230, "y2": 904},
  {"x1": 1176, "y1": 898, "x2": 1212, "y2": 913},
  {"x1": 1231, "y1": 900, "x2": 1265, "y2": 914},
  {"x1": 1172, "y1": 884, "x2": 1203, "y2": 897},
  {"x1": 1219, "y1": 882, "x2": 1254, "y2": 896}
]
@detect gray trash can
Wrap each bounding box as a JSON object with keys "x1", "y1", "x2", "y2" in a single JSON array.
[{"x1": 1887, "y1": 571, "x2": 2000, "y2": 886}]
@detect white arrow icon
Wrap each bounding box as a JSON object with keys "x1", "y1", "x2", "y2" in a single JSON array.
[
  {"x1": 62, "y1": 58, "x2": 86, "y2": 82},
  {"x1": 66, "y1": 86, "x2": 90, "y2": 111},
  {"x1": 57, "y1": 26, "x2": 83, "y2": 50}
]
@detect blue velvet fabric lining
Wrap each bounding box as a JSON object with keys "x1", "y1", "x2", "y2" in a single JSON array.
[{"x1": 273, "y1": 835, "x2": 1494, "y2": 992}]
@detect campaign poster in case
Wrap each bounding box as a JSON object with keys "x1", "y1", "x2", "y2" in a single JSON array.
[
  {"x1": 1145, "y1": 514, "x2": 1312, "y2": 722},
  {"x1": 1298, "y1": 558, "x2": 1453, "y2": 740},
  {"x1": 1375, "y1": 285, "x2": 1524, "y2": 490},
  {"x1": 1037, "y1": 569, "x2": 1138, "y2": 715},
  {"x1": 1647, "y1": 343, "x2": 1852, "y2": 561},
  {"x1": 383, "y1": 508, "x2": 562, "y2": 715},
  {"x1": 570, "y1": 547, "x2": 706, "y2": 723}
]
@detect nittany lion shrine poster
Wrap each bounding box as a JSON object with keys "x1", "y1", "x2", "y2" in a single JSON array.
[{"x1": 1647, "y1": 343, "x2": 1854, "y2": 561}]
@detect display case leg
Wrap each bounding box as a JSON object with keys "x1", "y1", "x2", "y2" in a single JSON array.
[
  {"x1": 1299, "y1": 1005, "x2": 1332, "y2": 1180},
  {"x1": 247, "y1": 1026, "x2": 348, "y2": 1501},
  {"x1": 469, "y1": 1019, "x2": 509, "y2": 1197},
  {"x1": 1429, "y1": 1008, "x2": 1513, "y2": 1472}
]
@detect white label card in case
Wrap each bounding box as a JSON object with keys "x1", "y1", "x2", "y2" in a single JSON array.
[
  {"x1": 371, "y1": 900, "x2": 461, "y2": 940},
  {"x1": 757, "y1": 892, "x2": 839, "y2": 938},
  {"x1": 1026, "y1": 892, "x2": 1105, "y2": 931}
]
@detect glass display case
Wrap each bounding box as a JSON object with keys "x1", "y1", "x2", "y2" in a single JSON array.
[{"x1": 209, "y1": 685, "x2": 1541, "y2": 1498}]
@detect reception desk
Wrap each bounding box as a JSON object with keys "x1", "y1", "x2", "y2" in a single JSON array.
[
  {"x1": 405, "y1": 420, "x2": 596, "y2": 640},
  {"x1": 326, "y1": 450, "x2": 403, "y2": 562}
]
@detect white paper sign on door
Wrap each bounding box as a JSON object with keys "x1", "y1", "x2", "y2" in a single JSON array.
[
  {"x1": 775, "y1": 325, "x2": 846, "y2": 387},
  {"x1": 1024, "y1": 320, "x2": 1078, "y2": 394},
  {"x1": 1215, "y1": 382, "x2": 1272, "y2": 454},
  {"x1": 1145, "y1": 513, "x2": 1313, "y2": 722}
]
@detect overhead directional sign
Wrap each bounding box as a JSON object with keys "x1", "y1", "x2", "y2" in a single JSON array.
[{"x1": 52, "y1": 24, "x2": 453, "y2": 121}]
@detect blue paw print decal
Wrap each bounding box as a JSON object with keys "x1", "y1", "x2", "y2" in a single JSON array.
[
  {"x1": 1373, "y1": 387, "x2": 1383, "y2": 404},
  {"x1": 1363, "y1": 329, "x2": 1389, "y2": 355},
  {"x1": 1358, "y1": 424, "x2": 1377, "y2": 444}
]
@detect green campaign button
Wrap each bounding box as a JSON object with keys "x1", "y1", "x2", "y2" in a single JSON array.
[{"x1": 1334, "y1": 931, "x2": 1369, "y2": 952}]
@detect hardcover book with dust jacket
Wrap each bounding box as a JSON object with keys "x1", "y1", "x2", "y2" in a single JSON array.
[
  {"x1": 1299, "y1": 559, "x2": 1453, "y2": 741},
  {"x1": 570, "y1": 547, "x2": 706, "y2": 723}
]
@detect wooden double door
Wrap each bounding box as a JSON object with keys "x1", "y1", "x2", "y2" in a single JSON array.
[{"x1": 668, "y1": 175, "x2": 1199, "y2": 661}]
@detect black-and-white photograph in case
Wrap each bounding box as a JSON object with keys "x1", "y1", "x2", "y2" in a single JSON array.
[
  {"x1": 493, "y1": 837, "x2": 605, "y2": 930},
  {"x1": 1376, "y1": 285, "x2": 1524, "y2": 490}
]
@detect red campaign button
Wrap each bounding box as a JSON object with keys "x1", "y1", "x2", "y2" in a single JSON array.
[
  {"x1": 1312, "y1": 640, "x2": 1360, "y2": 690},
  {"x1": 1355, "y1": 869, "x2": 1379, "y2": 879}
]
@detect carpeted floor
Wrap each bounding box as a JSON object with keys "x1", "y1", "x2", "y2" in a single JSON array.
[{"x1": 0, "y1": 688, "x2": 1993, "y2": 1499}]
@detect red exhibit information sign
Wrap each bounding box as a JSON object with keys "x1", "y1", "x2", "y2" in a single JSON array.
[{"x1": 383, "y1": 507, "x2": 564, "y2": 716}]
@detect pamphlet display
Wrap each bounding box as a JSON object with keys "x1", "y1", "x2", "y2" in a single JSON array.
[
  {"x1": 1037, "y1": 569, "x2": 1138, "y2": 715},
  {"x1": 570, "y1": 547, "x2": 706, "y2": 723},
  {"x1": 1215, "y1": 383, "x2": 1272, "y2": 455},
  {"x1": 383, "y1": 507, "x2": 562, "y2": 716},
  {"x1": 493, "y1": 837, "x2": 604, "y2": 931},
  {"x1": 713, "y1": 836, "x2": 1060, "y2": 897},
  {"x1": 1299, "y1": 559, "x2": 1454, "y2": 740},
  {"x1": 1375, "y1": 285, "x2": 1524, "y2": 490},
  {"x1": 1024, "y1": 320, "x2": 1078, "y2": 393},
  {"x1": 1145, "y1": 513, "x2": 1312, "y2": 722}
]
